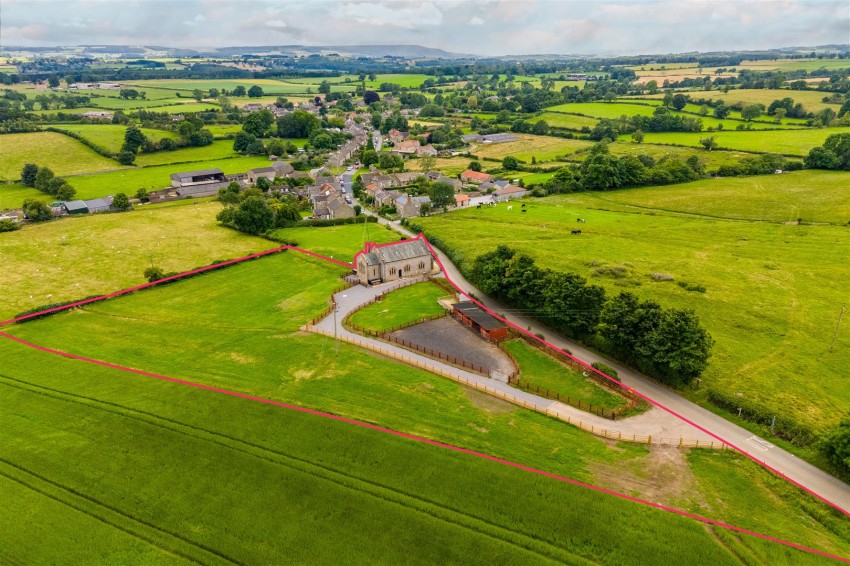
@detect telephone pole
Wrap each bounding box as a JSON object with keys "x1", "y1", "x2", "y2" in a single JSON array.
[{"x1": 829, "y1": 304, "x2": 845, "y2": 353}]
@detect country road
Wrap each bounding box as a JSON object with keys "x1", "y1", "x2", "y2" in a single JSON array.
[{"x1": 356, "y1": 208, "x2": 850, "y2": 515}]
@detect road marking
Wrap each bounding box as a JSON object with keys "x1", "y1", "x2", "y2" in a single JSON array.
[{"x1": 747, "y1": 436, "x2": 774, "y2": 450}]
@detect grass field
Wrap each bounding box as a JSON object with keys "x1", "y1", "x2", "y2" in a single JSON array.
[
  {"x1": 137, "y1": 102, "x2": 222, "y2": 113},
  {"x1": 204, "y1": 123, "x2": 243, "y2": 136},
  {"x1": 348, "y1": 281, "x2": 449, "y2": 332},
  {"x1": 546, "y1": 102, "x2": 802, "y2": 130},
  {"x1": 0, "y1": 199, "x2": 268, "y2": 319},
  {"x1": 603, "y1": 142, "x2": 761, "y2": 170},
  {"x1": 413, "y1": 177, "x2": 850, "y2": 436},
  {"x1": 0, "y1": 132, "x2": 127, "y2": 181},
  {"x1": 268, "y1": 222, "x2": 400, "y2": 259},
  {"x1": 52, "y1": 124, "x2": 178, "y2": 153},
  {"x1": 472, "y1": 134, "x2": 592, "y2": 163},
  {"x1": 587, "y1": 170, "x2": 850, "y2": 224},
  {"x1": 503, "y1": 339, "x2": 628, "y2": 411},
  {"x1": 627, "y1": 127, "x2": 850, "y2": 156},
  {"x1": 0, "y1": 183, "x2": 49, "y2": 210},
  {"x1": 3, "y1": 249, "x2": 849, "y2": 561},
  {"x1": 530, "y1": 111, "x2": 600, "y2": 130},
  {"x1": 133, "y1": 139, "x2": 241, "y2": 167},
  {"x1": 636, "y1": 89, "x2": 838, "y2": 113},
  {"x1": 61, "y1": 155, "x2": 274, "y2": 200}
]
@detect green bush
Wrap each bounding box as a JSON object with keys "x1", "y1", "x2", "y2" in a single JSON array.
[{"x1": 591, "y1": 362, "x2": 619, "y2": 381}]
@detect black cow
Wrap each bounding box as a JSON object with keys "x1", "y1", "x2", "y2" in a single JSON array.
[{"x1": 571, "y1": 229, "x2": 582, "y2": 235}]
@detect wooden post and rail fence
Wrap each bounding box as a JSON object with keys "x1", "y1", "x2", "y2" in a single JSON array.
[{"x1": 303, "y1": 323, "x2": 726, "y2": 450}]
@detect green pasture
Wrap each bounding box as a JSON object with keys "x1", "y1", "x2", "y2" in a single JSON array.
[
  {"x1": 62, "y1": 155, "x2": 272, "y2": 200},
  {"x1": 204, "y1": 123, "x2": 243, "y2": 136},
  {"x1": 133, "y1": 139, "x2": 241, "y2": 167},
  {"x1": 268, "y1": 222, "x2": 399, "y2": 260},
  {"x1": 348, "y1": 281, "x2": 449, "y2": 332},
  {"x1": 3, "y1": 335, "x2": 798, "y2": 566},
  {"x1": 628, "y1": 127, "x2": 850, "y2": 156},
  {"x1": 530, "y1": 111, "x2": 599, "y2": 130},
  {"x1": 60, "y1": 87, "x2": 178, "y2": 100},
  {"x1": 52, "y1": 124, "x2": 177, "y2": 153},
  {"x1": 0, "y1": 183, "x2": 47, "y2": 210},
  {"x1": 0, "y1": 199, "x2": 269, "y2": 319},
  {"x1": 617, "y1": 98, "x2": 811, "y2": 126},
  {"x1": 503, "y1": 339, "x2": 627, "y2": 411},
  {"x1": 636, "y1": 89, "x2": 838, "y2": 113},
  {"x1": 413, "y1": 180, "x2": 850, "y2": 435},
  {"x1": 587, "y1": 170, "x2": 850, "y2": 224},
  {"x1": 546, "y1": 102, "x2": 801, "y2": 130},
  {"x1": 0, "y1": 132, "x2": 127, "y2": 182},
  {"x1": 137, "y1": 102, "x2": 222, "y2": 113},
  {"x1": 124, "y1": 78, "x2": 296, "y2": 92},
  {"x1": 3, "y1": 250, "x2": 849, "y2": 560},
  {"x1": 735, "y1": 58, "x2": 850, "y2": 73}
]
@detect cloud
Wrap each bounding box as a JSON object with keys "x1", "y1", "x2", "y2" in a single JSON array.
[{"x1": 0, "y1": 0, "x2": 846, "y2": 55}]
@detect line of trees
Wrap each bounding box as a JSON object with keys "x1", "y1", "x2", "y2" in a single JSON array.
[
  {"x1": 469, "y1": 245, "x2": 713, "y2": 387},
  {"x1": 20, "y1": 163, "x2": 76, "y2": 200}
]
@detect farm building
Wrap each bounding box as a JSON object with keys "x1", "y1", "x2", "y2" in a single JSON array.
[
  {"x1": 452, "y1": 301, "x2": 509, "y2": 342},
  {"x1": 247, "y1": 167, "x2": 277, "y2": 185},
  {"x1": 354, "y1": 239, "x2": 434, "y2": 285},
  {"x1": 493, "y1": 185, "x2": 528, "y2": 201},
  {"x1": 481, "y1": 133, "x2": 518, "y2": 144},
  {"x1": 395, "y1": 194, "x2": 431, "y2": 218},
  {"x1": 460, "y1": 169, "x2": 495, "y2": 184},
  {"x1": 63, "y1": 200, "x2": 89, "y2": 215},
  {"x1": 170, "y1": 168, "x2": 229, "y2": 197},
  {"x1": 455, "y1": 194, "x2": 470, "y2": 207},
  {"x1": 61, "y1": 196, "x2": 116, "y2": 215}
]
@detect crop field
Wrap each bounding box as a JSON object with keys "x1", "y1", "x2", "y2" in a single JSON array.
[
  {"x1": 348, "y1": 281, "x2": 449, "y2": 332},
  {"x1": 628, "y1": 127, "x2": 850, "y2": 156},
  {"x1": 587, "y1": 170, "x2": 850, "y2": 224},
  {"x1": 133, "y1": 140, "x2": 242, "y2": 167},
  {"x1": 3, "y1": 337, "x2": 820, "y2": 566},
  {"x1": 0, "y1": 132, "x2": 127, "y2": 182},
  {"x1": 502, "y1": 339, "x2": 627, "y2": 411},
  {"x1": 601, "y1": 141, "x2": 768, "y2": 170},
  {"x1": 52, "y1": 124, "x2": 178, "y2": 153},
  {"x1": 545, "y1": 102, "x2": 801, "y2": 130},
  {"x1": 60, "y1": 155, "x2": 273, "y2": 201},
  {"x1": 472, "y1": 134, "x2": 592, "y2": 163},
  {"x1": 413, "y1": 178, "x2": 850, "y2": 435},
  {"x1": 0, "y1": 199, "x2": 268, "y2": 319},
  {"x1": 3, "y1": 247, "x2": 849, "y2": 561},
  {"x1": 269, "y1": 222, "x2": 400, "y2": 259}
]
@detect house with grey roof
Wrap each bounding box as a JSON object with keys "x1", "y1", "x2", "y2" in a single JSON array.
[
  {"x1": 247, "y1": 167, "x2": 277, "y2": 185},
  {"x1": 395, "y1": 194, "x2": 432, "y2": 218},
  {"x1": 354, "y1": 239, "x2": 434, "y2": 285}
]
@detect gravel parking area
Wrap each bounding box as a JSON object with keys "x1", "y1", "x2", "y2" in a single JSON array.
[{"x1": 389, "y1": 317, "x2": 516, "y2": 376}]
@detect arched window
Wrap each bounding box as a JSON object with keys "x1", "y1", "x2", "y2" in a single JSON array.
[
  {"x1": 418, "y1": 261, "x2": 425, "y2": 269},
  {"x1": 404, "y1": 264, "x2": 411, "y2": 272}
]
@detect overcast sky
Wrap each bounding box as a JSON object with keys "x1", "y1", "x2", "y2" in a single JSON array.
[{"x1": 1, "y1": 0, "x2": 848, "y2": 57}]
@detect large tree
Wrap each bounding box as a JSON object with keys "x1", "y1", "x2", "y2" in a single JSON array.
[
  {"x1": 427, "y1": 181, "x2": 455, "y2": 211},
  {"x1": 242, "y1": 109, "x2": 274, "y2": 137},
  {"x1": 34, "y1": 167, "x2": 55, "y2": 192},
  {"x1": 122, "y1": 126, "x2": 147, "y2": 154},
  {"x1": 21, "y1": 163, "x2": 39, "y2": 187},
  {"x1": 277, "y1": 110, "x2": 320, "y2": 138},
  {"x1": 22, "y1": 198, "x2": 53, "y2": 221},
  {"x1": 636, "y1": 308, "x2": 713, "y2": 387},
  {"x1": 247, "y1": 85, "x2": 264, "y2": 98}
]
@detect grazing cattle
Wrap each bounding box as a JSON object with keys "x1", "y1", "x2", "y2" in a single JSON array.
[
  {"x1": 577, "y1": 218, "x2": 586, "y2": 223},
  {"x1": 507, "y1": 205, "x2": 513, "y2": 211},
  {"x1": 571, "y1": 229, "x2": 582, "y2": 235},
  {"x1": 521, "y1": 203, "x2": 526, "y2": 208},
  {"x1": 521, "y1": 209, "x2": 526, "y2": 213},
  {"x1": 477, "y1": 204, "x2": 482, "y2": 209}
]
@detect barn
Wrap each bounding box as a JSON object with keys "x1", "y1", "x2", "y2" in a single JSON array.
[{"x1": 452, "y1": 301, "x2": 510, "y2": 342}]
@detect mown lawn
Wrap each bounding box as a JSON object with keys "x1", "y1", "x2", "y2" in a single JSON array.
[
  {"x1": 629, "y1": 127, "x2": 850, "y2": 156},
  {"x1": 0, "y1": 132, "x2": 128, "y2": 181},
  {"x1": 348, "y1": 281, "x2": 450, "y2": 332},
  {"x1": 3, "y1": 250, "x2": 848, "y2": 562},
  {"x1": 502, "y1": 339, "x2": 628, "y2": 411},
  {"x1": 268, "y1": 221, "x2": 400, "y2": 260},
  {"x1": 413, "y1": 182, "x2": 850, "y2": 435},
  {"x1": 0, "y1": 199, "x2": 269, "y2": 319}
]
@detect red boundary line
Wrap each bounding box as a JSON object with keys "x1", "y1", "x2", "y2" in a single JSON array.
[{"x1": 1, "y1": 237, "x2": 848, "y2": 561}]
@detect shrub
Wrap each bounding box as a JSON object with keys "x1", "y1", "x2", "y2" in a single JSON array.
[
  {"x1": 591, "y1": 362, "x2": 619, "y2": 381},
  {"x1": 677, "y1": 281, "x2": 706, "y2": 293}
]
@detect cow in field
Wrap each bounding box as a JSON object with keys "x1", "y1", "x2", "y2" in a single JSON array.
[{"x1": 571, "y1": 229, "x2": 582, "y2": 235}]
